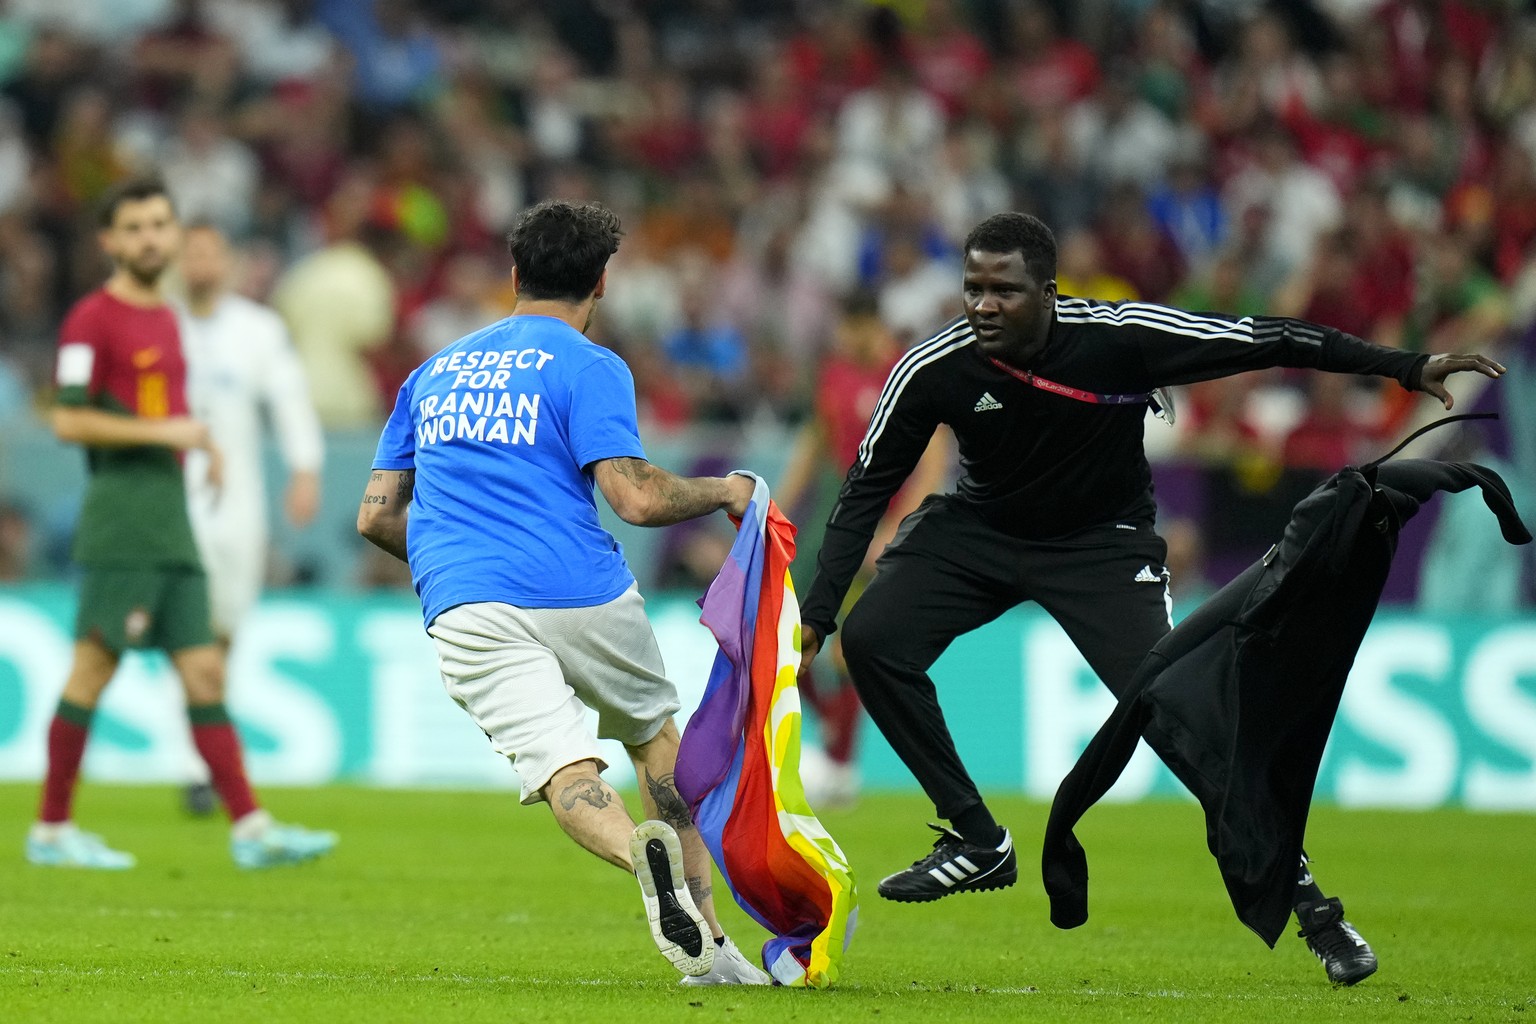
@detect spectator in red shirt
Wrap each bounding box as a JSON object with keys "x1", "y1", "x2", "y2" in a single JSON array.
[
  {"x1": 1286, "y1": 53, "x2": 1389, "y2": 196},
  {"x1": 1345, "y1": 185, "x2": 1416, "y2": 348},
  {"x1": 131, "y1": 0, "x2": 239, "y2": 109},
  {"x1": 1177, "y1": 374, "x2": 1271, "y2": 468},
  {"x1": 1008, "y1": 0, "x2": 1100, "y2": 113},
  {"x1": 1282, "y1": 374, "x2": 1382, "y2": 474},
  {"x1": 742, "y1": 53, "x2": 814, "y2": 181},
  {"x1": 783, "y1": 5, "x2": 883, "y2": 114},
  {"x1": 910, "y1": 0, "x2": 991, "y2": 118},
  {"x1": 1271, "y1": 231, "x2": 1379, "y2": 343},
  {"x1": 621, "y1": 71, "x2": 704, "y2": 179},
  {"x1": 1096, "y1": 182, "x2": 1186, "y2": 302},
  {"x1": 1447, "y1": 142, "x2": 1536, "y2": 283}
]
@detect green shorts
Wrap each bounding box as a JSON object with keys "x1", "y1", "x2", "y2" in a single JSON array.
[{"x1": 75, "y1": 565, "x2": 215, "y2": 653}]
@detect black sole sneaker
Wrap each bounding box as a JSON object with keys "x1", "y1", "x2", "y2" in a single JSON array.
[
  {"x1": 630, "y1": 820, "x2": 714, "y2": 977},
  {"x1": 877, "y1": 823, "x2": 1017, "y2": 903},
  {"x1": 1297, "y1": 897, "x2": 1378, "y2": 986}
]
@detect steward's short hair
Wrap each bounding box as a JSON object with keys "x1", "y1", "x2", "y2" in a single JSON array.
[
  {"x1": 98, "y1": 177, "x2": 175, "y2": 229},
  {"x1": 506, "y1": 200, "x2": 623, "y2": 302},
  {"x1": 963, "y1": 212, "x2": 1057, "y2": 284}
]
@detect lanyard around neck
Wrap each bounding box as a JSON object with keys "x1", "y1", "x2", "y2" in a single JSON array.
[{"x1": 985, "y1": 357, "x2": 1150, "y2": 406}]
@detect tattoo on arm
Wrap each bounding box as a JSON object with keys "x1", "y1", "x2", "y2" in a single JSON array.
[
  {"x1": 557, "y1": 776, "x2": 613, "y2": 813},
  {"x1": 645, "y1": 769, "x2": 695, "y2": 833},
  {"x1": 609, "y1": 456, "x2": 659, "y2": 486},
  {"x1": 609, "y1": 458, "x2": 719, "y2": 526},
  {"x1": 686, "y1": 875, "x2": 713, "y2": 908},
  {"x1": 359, "y1": 469, "x2": 412, "y2": 562}
]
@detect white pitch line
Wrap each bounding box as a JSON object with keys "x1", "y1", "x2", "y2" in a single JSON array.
[{"x1": 90, "y1": 907, "x2": 239, "y2": 920}]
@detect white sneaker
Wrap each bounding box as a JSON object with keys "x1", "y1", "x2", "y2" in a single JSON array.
[
  {"x1": 25, "y1": 822, "x2": 135, "y2": 869},
  {"x1": 230, "y1": 820, "x2": 338, "y2": 870},
  {"x1": 630, "y1": 820, "x2": 713, "y2": 977},
  {"x1": 679, "y1": 936, "x2": 773, "y2": 986}
]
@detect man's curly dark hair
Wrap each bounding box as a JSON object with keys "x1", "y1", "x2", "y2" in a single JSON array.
[{"x1": 506, "y1": 200, "x2": 623, "y2": 302}]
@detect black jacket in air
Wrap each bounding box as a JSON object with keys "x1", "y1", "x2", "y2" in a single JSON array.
[
  {"x1": 799, "y1": 297, "x2": 1429, "y2": 639},
  {"x1": 1040, "y1": 456, "x2": 1531, "y2": 947}
]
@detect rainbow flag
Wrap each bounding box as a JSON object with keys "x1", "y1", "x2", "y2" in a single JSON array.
[{"x1": 675, "y1": 475, "x2": 858, "y2": 988}]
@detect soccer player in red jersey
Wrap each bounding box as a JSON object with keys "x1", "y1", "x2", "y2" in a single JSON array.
[
  {"x1": 25, "y1": 178, "x2": 336, "y2": 870},
  {"x1": 775, "y1": 293, "x2": 950, "y2": 809}
]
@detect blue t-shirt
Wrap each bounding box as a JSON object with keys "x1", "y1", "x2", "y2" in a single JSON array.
[{"x1": 372, "y1": 315, "x2": 646, "y2": 626}]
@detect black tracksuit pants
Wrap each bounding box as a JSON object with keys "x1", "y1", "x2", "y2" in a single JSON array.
[{"x1": 839, "y1": 494, "x2": 1173, "y2": 821}]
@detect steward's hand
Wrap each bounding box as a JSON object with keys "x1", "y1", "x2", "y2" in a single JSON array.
[
  {"x1": 798, "y1": 624, "x2": 823, "y2": 682},
  {"x1": 1420, "y1": 353, "x2": 1506, "y2": 410}
]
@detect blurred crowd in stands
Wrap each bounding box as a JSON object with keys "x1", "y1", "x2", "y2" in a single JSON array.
[{"x1": 0, "y1": 0, "x2": 1532, "y2": 600}]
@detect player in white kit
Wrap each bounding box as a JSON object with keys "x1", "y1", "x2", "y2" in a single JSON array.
[{"x1": 176, "y1": 222, "x2": 325, "y2": 814}]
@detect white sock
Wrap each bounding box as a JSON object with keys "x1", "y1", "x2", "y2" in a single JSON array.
[
  {"x1": 30, "y1": 821, "x2": 72, "y2": 843},
  {"x1": 231, "y1": 809, "x2": 273, "y2": 841}
]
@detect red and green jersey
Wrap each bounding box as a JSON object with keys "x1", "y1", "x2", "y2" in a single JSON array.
[
  {"x1": 54, "y1": 289, "x2": 201, "y2": 568},
  {"x1": 816, "y1": 352, "x2": 901, "y2": 473}
]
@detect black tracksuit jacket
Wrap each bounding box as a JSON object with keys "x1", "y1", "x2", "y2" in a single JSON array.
[
  {"x1": 1040, "y1": 456, "x2": 1530, "y2": 946},
  {"x1": 799, "y1": 296, "x2": 1429, "y2": 639}
]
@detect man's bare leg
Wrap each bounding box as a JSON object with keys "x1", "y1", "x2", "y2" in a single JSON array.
[
  {"x1": 542, "y1": 759, "x2": 637, "y2": 869},
  {"x1": 625, "y1": 720, "x2": 724, "y2": 940},
  {"x1": 543, "y1": 746, "x2": 721, "y2": 976},
  {"x1": 59, "y1": 636, "x2": 120, "y2": 708}
]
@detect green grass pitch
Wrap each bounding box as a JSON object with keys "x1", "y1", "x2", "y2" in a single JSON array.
[{"x1": 1, "y1": 784, "x2": 1533, "y2": 1023}]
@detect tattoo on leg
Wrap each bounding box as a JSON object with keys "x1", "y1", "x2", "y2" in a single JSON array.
[
  {"x1": 686, "y1": 875, "x2": 712, "y2": 907},
  {"x1": 557, "y1": 776, "x2": 613, "y2": 813},
  {"x1": 645, "y1": 769, "x2": 694, "y2": 833}
]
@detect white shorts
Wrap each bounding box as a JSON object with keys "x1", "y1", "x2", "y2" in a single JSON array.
[
  {"x1": 188, "y1": 476, "x2": 269, "y2": 639},
  {"x1": 198, "y1": 533, "x2": 265, "y2": 638},
  {"x1": 427, "y1": 585, "x2": 681, "y2": 805}
]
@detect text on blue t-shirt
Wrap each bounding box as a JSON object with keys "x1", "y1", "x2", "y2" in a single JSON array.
[{"x1": 371, "y1": 315, "x2": 647, "y2": 626}]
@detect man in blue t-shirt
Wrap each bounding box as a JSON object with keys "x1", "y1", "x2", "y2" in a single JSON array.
[{"x1": 358, "y1": 201, "x2": 766, "y2": 986}]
